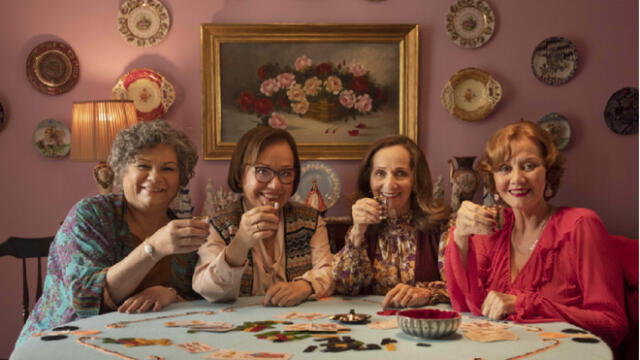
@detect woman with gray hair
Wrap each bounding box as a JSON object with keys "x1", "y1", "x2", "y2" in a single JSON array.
[{"x1": 16, "y1": 120, "x2": 208, "y2": 346}]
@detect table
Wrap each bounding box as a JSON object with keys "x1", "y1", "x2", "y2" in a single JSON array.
[{"x1": 11, "y1": 296, "x2": 612, "y2": 360}]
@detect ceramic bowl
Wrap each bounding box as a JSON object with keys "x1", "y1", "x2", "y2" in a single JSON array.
[{"x1": 397, "y1": 309, "x2": 461, "y2": 339}]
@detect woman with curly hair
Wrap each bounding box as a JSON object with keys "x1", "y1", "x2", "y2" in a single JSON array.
[
  {"x1": 333, "y1": 135, "x2": 450, "y2": 308},
  {"x1": 445, "y1": 121, "x2": 627, "y2": 349},
  {"x1": 17, "y1": 120, "x2": 208, "y2": 346}
]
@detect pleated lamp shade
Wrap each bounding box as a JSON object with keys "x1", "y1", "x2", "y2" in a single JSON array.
[{"x1": 70, "y1": 100, "x2": 138, "y2": 162}]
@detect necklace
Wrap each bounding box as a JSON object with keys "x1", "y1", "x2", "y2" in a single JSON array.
[{"x1": 512, "y1": 210, "x2": 552, "y2": 253}]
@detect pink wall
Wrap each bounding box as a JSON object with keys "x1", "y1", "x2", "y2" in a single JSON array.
[{"x1": 0, "y1": 0, "x2": 637, "y2": 356}]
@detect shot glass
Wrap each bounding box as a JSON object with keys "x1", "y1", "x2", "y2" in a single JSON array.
[{"x1": 375, "y1": 194, "x2": 389, "y2": 221}]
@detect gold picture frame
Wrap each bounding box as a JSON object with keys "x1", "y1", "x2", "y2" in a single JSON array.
[{"x1": 201, "y1": 23, "x2": 419, "y2": 160}]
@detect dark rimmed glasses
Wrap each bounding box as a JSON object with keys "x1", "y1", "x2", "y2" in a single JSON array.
[{"x1": 250, "y1": 165, "x2": 296, "y2": 184}]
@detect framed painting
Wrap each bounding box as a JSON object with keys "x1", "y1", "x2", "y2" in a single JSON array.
[{"x1": 201, "y1": 23, "x2": 419, "y2": 160}]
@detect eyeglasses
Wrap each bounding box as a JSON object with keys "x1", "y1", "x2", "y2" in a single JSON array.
[{"x1": 250, "y1": 165, "x2": 296, "y2": 184}]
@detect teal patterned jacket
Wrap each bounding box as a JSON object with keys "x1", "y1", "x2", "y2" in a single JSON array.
[{"x1": 16, "y1": 194, "x2": 198, "y2": 346}]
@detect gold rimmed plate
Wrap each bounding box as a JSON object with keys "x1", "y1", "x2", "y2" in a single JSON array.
[
  {"x1": 26, "y1": 41, "x2": 80, "y2": 95},
  {"x1": 441, "y1": 67, "x2": 502, "y2": 121},
  {"x1": 445, "y1": 0, "x2": 496, "y2": 49},
  {"x1": 117, "y1": 0, "x2": 171, "y2": 47},
  {"x1": 112, "y1": 68, "x2": 175, "y2": 121}
]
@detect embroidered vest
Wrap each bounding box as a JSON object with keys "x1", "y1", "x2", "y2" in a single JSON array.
[{"x1": 209, "y1": 200, "x2": 319, "y2": 296}]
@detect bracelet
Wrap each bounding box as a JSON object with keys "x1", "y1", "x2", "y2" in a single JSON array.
[{"x1": 143, "y1": 241, "x2": 157, "y2": 261}]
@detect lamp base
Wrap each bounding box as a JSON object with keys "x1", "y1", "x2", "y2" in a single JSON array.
[{"x1": 93, "y1": 161, "x2": 114, "y2": 195}]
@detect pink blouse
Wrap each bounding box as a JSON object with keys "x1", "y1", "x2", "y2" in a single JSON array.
[
  {"x1": 445, "y1": 207, "x2": 627, "y2": 348},
  {"x1": 193, "y1": 215, "x2": 333, "y2": 302}
]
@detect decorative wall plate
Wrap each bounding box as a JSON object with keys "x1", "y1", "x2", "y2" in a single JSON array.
[
  {"x1": 292, "y1": 161, "x2": 341, "y2": 210},
  {"x1": 0, "y1": 101, "x2": 5, "y2": 131},
  {"x1": 117, "y1": 0, "x2": 170, "y2": 47},
  {"x1": 26, "y1": 41, "x2": 80, "y2": 95},
  {"x1": 538, "y1": 112, "x2": 571, "y2": 150},
  {"x1": 32, "y1": 119, "x2": 71, "y2": 158},
  {"x1": 112, "y1": 68, "x2": 175, "y2": 121},
  {"x1": 604, "y1": 87, "x2": 638, "y2": 135},
  {"x1": 445, "y1": 0, "x2": 495, "y2": 48},
  {"x1": 531, "y1": 36, "x2": 579, "y2": 86},
  {"x1": 441, "y1": 67, "x2": 502, "y2": 121}
]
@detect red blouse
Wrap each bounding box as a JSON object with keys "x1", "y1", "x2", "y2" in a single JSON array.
[{"x1": 445, "y1": 207, "x2": 627, "y2": 348}]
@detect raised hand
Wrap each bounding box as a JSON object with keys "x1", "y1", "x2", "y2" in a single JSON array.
[
  {"x1": 147, "y1": 218, "x2": 210, "y2": 257},
  {"x1": 349, "y1": 198, "x2": 382, "y2": 247},
  {"x1": 454, "y1": 201, "x2": 498, "y2": 239},
  {"x1": 235, "y1": 204, "x2": 279, "y2": 250}
]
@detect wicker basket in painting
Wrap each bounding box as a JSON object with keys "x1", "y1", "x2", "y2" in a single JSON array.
[{"x1": 306, "y1": 99, "x2": 344, "y2": 122}]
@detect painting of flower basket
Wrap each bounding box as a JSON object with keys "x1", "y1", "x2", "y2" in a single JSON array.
[{"x1": 202, "y1": 24, "x2": 419, "y2": 160}]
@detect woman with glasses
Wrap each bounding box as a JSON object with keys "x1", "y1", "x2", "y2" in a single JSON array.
[
  {"x1": 193, "y1": 126, "x2": 333, "y2": 306},
  {"x1": 332, "y1": 136, "x2": 450, "y2": 308}
]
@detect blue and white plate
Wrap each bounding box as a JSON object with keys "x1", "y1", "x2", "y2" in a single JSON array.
[
  {"x1": 538, "y1": 112, "x2": 571, "y2": 150},
  {"x1": 291, "y1": 161, "x2": 341, "y2": 210}
]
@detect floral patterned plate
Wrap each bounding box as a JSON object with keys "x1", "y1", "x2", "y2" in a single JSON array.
[
  {"x1": 112, "y1": 68, "x2": 175, "y2": 121},
  {"x1": 445, "y1": 0, "x2": 495, "y2": 49},
  {"x1": 117, "y1": 0, "x2": 170, "y2": 47},
  {"x1": 604, "y1": 87, "x2": 638, "y2": 135},
  {"x1": 538, "y1": 112, "x2": 571, "y2": 150},
  {"x1": 291, "y1": 161, "x2": 341, "y2": 211},
  {"x1": 32, "y1": 119, "x2": 71, "y2": 158},
  {"x1": 531, "y1": 36, "x2": 579, "y2": 86},
  {"x1": 441, "y1": 67, "x2": 502, "y2": 121},
  {"x1": 26, "y1": 41, "x2": 80, "y2": 95}
]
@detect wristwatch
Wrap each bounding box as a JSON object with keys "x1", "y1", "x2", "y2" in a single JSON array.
[{"x1": 143, "y1": 242, "x2": 156, "y2": 261}]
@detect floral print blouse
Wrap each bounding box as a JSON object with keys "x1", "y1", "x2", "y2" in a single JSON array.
[{"x1": 333, "y1": 214, "x2": 419, "y2": 295}]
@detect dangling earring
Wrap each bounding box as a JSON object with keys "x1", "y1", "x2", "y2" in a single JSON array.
[
  {"x1": 493, "y1": 193, "x2": 500, "y2": 202},
  {"x1": 544, "y1": 186, "x2": 553, "y2": 198}
]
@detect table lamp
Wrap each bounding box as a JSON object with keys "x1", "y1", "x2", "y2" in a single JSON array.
[{"x1": 70, "y1": 100, "x2": 138, "y2": 194}]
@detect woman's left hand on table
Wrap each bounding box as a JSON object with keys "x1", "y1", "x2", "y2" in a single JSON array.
[
  {"x1": 117, "y1": 285, "x2": 178, "y2": 313},
  {"x1": 481, "y1": 290, "x2": 516, "y2": 320},
  {"x1": 262, "y1": 281, "x2": 312, "y2": 307},
  {"x1": 382, "y1": 283, "x2": 431, "y2": 308}
]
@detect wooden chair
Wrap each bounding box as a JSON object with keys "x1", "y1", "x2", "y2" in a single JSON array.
[
  {"x1": 325, "y1": 216, "x2": 351, "y2": 254},
  {"x1": 0, "y1": 236, "x2": 54, "y2": 323}
]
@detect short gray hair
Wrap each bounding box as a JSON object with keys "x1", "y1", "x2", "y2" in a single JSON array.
[{"x1": 108, "y1": 120, "x2": 198, "y2": 187}]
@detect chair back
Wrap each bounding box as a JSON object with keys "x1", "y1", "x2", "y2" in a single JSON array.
[
  {"x1": 325, "y1": 216, "x2": 351, "y2": 253},
  {"x1": 610, "y1": 235, "x2": 638, "y2": 360},
  {"x1": 0, "y1": 236, "x2": 54, "y2": 323}
]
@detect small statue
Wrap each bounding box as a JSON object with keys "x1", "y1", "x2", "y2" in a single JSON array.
[
  {"x1": 449, "y1": 156, "x2": 479, "y2": 212},
  {"x1": 432, "y1": 175, "x2": 445, "y2": 205},
  {"x1": 170, "y1": 187, "x2": 194, "y2": 219},
  {"x1": 93, "y1": 162, "x2": 114, "y2": 195},
  {"x1": 202, "y1": 178, "x2": 238, "y2": 217},
  {"x1": 305, "y1": 179, "x2": 327, "y2": 213},
  {"x1": 482, "y1": 185, "x2": 496, "y2": 207}
]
